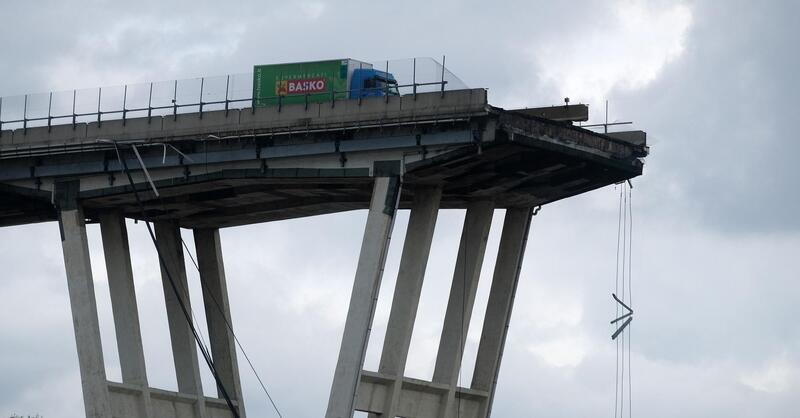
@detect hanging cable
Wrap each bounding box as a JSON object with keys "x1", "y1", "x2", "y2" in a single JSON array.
[
  {"x1": 180, "y1": 239, "x2": 285, "y2": 418},
  {"x1": 620, "y1": 186, "x2": 627, "y2": 418},
  {"x1": 112, "y1": 142, "x2": 241, "y2": 418},
  {"x1": 614, "y1": 190, "x2": 621, "y2": 414},
  {"x1": 115, "y1": 141, "x2": 284, "y2": 417},
  {"x1": 611, "y1": 181, "x2": 635, "y2": 418},
  {"x1": 627, "y1": 185, "x2": 633, "y2": 418}
]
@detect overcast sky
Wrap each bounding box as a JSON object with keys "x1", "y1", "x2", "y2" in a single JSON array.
[{"x1": 1, "y1": 1, "x2": 798, "y2": 417}]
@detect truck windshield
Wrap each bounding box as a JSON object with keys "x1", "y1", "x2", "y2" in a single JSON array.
[
  {"x1": 356, "y1": 71, "x2": 400, "y2": 97},
  {"x1": 375, "y1": 79, "x2": 399, "y2": 95}
]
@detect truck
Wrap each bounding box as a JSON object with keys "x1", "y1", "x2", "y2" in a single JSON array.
[{"x1": 252, "y1": 59, "x2": 399, "y2": 107}]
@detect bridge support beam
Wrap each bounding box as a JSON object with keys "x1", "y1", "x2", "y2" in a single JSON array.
[
  {"x1": 194, "y1": 228, "x2": 246, "y2": 416},
  {"x1": 433, "y1": 201, "x2": 494, "y2": 417},
  {"x1": 326, "y1": 176, "x2": 402, "y2": 418},
  {"x1": 154, "y1": 221, "x2": 207, "y2": 417},
  {"x1": 59, "y1": 205, "x2": 112, "y2": 418},
  {"x1": 58, "y1": 183, "x2": 235, "y2": 418},
  {"x1": 354, "y1": 207, "x2": 535, "y2": 418},
  {"x1": 99, "y1": 211, "x2": 153, "y2": 417},
  {"x1": 471, "y1": 208, "x2": 534, "y2": 415},
  {"x1": 374, "y1": 185, "x2": 442, "y2": 418}
]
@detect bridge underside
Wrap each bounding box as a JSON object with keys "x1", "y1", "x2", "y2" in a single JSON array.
[{"x1": 71, "y1": 142, "x2": 630, "y2": 229}]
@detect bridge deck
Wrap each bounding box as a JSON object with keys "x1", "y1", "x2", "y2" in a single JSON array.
[{"x1": 0, "y1": 89, "x2": 646, "y2": 228}]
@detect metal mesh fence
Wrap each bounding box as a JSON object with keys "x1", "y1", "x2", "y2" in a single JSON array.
[{"x1": 0, "y1": 57, "x2": 467, "y2": 132}]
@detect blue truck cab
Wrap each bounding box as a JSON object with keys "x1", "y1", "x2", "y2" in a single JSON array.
[{"x1": 349, "y1": 68, "x2": 399, "y2": 98}]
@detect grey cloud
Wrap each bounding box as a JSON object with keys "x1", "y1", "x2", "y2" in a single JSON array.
[
  {"x1": 2, "y1": 1, "x2": 799, "y2": 417},
  {"x1": 611, "y1": 0, "x2": 800, "y2": 234}
]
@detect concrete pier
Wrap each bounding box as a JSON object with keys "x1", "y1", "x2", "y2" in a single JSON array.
[
  {"x1": 59, "y1": 205, "x2": 112, "y2": 418},
  {"x1": 375, "y1": 186, "x2": 442, "y2": 418},
  {"x1": 327, "y1": 176, "x2": 402, "y2": 418},
  {"x1": 433, "y1": 201, "x2": 495, "y2": 417},
  {"x1": 472, "y1": 208, "x2": 534, "y2": 415},
  {"x1": 154, "y1": 221, "x2": 207, "y2": 416},
  {"x1": 354, "y1": 204, "x2": 533, "y2": 418},
  {"x1": 99, "y1": 211, "x2": 153, "y2": 416},
  {"x1": 195, "y1": 228, "x2": 246, "y2": 416}
]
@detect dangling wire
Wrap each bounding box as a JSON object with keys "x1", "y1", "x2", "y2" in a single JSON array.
[
  {"x1": 612, "y1": 181, "x2": 634, "y2": 418},
  {"x1": 620, "y1": 186, "x2": 627, "y2": 418},
  {"x1": 627, "y1": 185, "x2": 633, "y2": 418},
  {"x1": 111, "y1": 142, "x2": 241, "y2": 417},
  {"x1": 110, "y1": 141, "x2": 285, "y2": 417},
  {"x1": 614, "y1": 186, "x2": 623, "y2": 418},
  {"x1": 181, "y1": 239, "x2": 285, "y2": 418},
  {"x1": 150, "y1": 148, "x2": 283, "y2": 418}
]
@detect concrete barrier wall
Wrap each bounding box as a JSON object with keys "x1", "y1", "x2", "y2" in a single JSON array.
[
  {"x1": 355, "y1": 372, "x2": 487, "y2": 418},
  {"x1": 0, "y1": 89, "x2": 487, "y2": 149},
  {"x1": 107, "y1": 382, "x2": 235, "y2": 418}
]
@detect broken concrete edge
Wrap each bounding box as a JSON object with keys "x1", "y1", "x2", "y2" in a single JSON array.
[{"x1": 490, "y1": 106, "x2": 648, "y2": 154}]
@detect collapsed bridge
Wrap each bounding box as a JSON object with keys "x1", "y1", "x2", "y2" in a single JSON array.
[{"x1": 0, "y1": 75, "x2": 647, "y2": 417}]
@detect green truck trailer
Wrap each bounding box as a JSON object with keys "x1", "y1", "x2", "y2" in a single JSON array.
[{"x1": 253, "y1": 59, "x2": 398, "y2": 107}]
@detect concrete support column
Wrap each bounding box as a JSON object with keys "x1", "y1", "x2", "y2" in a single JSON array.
[
  {"x1": 154, "y1": 221, "x2": 206, "y2": 415},
  {"x1": 376, "y1": 185, "x2": 442, "y2": 418},
  {"x1": 471, "y1": 208, "x2": 534, "y2": 416},
  {"x1": 194, "y1": 228, "x2": 246, "y2": 416},
  {"x1": 326, "y1": 176, "x2": 401, "y2": 418},
  {"x1": 100, "y1": 211, "x2": 153, "y2": 417},
  {"x1": 432, "y1": 201, "x2": 494, "y2": 417},
  {"x1": 59, "y1": 206, "x2": 112, "y2": 418},
  {"x1": 100, "y1": 212, "x2": 149, "y2": 385}
]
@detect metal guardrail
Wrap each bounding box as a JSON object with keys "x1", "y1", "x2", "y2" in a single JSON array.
[{"x1": 0, "y1": 57, "x2": 466, "y2": 135}]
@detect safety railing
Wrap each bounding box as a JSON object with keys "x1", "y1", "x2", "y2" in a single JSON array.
[{"x1": 0, "y1": 57, "x2": 467, "y2": 135}]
